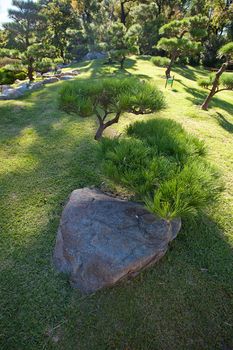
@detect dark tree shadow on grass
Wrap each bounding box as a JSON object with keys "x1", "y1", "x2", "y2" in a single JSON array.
[
  {"x1": 138, "y1": 55, "x2": 152, "y2": 61},
  {"x1": 173, "y1": 65, "x2": 208, "y2": 81},
  {"x1": 216, "y1": 113, "x2": 233, "y2": 133},
  {"x1": 94, "y1": 57, "x2": 138, "y2": 78},
  {"x1": 0, "y1": 95, "x2": 102, "y2": 348},
  {"x1": 182, "y1": 86, "x2": 233, "y2": 114}
]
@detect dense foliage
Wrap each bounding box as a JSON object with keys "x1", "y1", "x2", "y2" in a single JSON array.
[
  {"x1": 101, "y1": 22, "x2": 140, "y2": 69},
  {"x1": 101, "y1": 119, "x2": 222, "y2": 220},
  {"x1": 157, "y1": 15, "x2": 207, "y2": 77},
  {"x1": 0, "y1": 0, "x2": 232, "y2": 82},
  {"x1": 151, "y1": 56, "x2": 170, "y2": 67},
  {"x1": 0, "y1": 67, "x2": 26, "y2": 84},
  {"x1": 59, "y1": 77, "x2": 165, "y2": 140}
]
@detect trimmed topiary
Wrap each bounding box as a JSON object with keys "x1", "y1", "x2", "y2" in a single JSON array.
[
  {"x1": 101, "y1": 118, "x2": 222, "y2": 220},
  {"x1": 151, "y1": 56, "x2": 170, "y2": 67},
  {"x1": 156, "y1": 15, "x2": 207, "y2": 78},
  {"x1": 58, "y1": 77, "x2": 165, "y2": 140}
]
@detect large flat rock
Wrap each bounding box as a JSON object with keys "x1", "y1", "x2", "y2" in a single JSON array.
[{"x1": 53, "y1": 188, "x2": 181, "y2": 294}]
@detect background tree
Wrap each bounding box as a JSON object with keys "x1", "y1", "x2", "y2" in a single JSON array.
[
  {"x1": 0, "y1": 0, "x2": 232, "y2": 75},
  {"x1": 40, "y1": 0, "x2": 78, "y2": 62},
  {"x1": 71, "y1": 0, "x2": 103, "y2": 53},
  {"x1": 103, "y1": 22, "x2": 140, "y2": 69},
  {"x1": 189, "y1": 0, "x2": 233, "y2": 67},
  {"x1": 0, "y1": 44, "x2": 58, "y2": 81},
  {"x1": 157, "y1": 15, "x2": 207, "y2": 78},
  {"x1": 130, "y1": 2, "x2": 163, "y2": 54},
  {"x1": 0, "y1": 30, "x2": 8, "y2": 49},
  {"x1": 198, "y1": 42, "x2": 233, "y2": 110},
  {"x1": 58, "y1": 77, "x2": 165, "y2": 140},
  {"x1": 23, "y1": 43, "x2": 57, "y2": 78},
  {"x1": 3, "y1": 0, "x2": 45, "y2": 80},
  {"x1": 117, "y1": 0, "x2": 136, "y2": 26}
]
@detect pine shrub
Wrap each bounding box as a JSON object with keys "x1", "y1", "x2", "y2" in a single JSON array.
[
  {"x1": 151, "y1": 56, "x2": 170, "y2": 67},
  {"x1": 101, "y1": 118, "x2": 222, "y2": 220}
]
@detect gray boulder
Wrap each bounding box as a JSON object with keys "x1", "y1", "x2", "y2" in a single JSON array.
[
  {"x1": 57, "y1": 63, "x2": 71, "y2": 69},
  {"x1": 29, "y1": 81, "x2": 44, "y2": 91},
  {"x1": 42, "y1": 73, "x2": 53, "y2": 78},
  {"x1": 43, "y1": 77, "x2": 60, "y2": 84},
  {"x1": 60, "y1": 71, "x2": 79, "y2": 77},
  {"x1": 59, "y1": 75, "x2": 74, "y2": 80},
  {"x1": 83, "y1": 51, "x2": 107, "y2": 61},
  {"x1": 16, "y1": 83, "x2": 29, "y2": 93},
  {"x1": 0, "y1": 88, "x2": 24, "y2": 100},
  {"x1": 53, "y1": 188, "x2": 181, "y2": 294},
  {"x1": 0, "y1": 85, "x2": 11, "y2": 93},
  {"x1": 71, "y1": 69, "x2": 80, "y2": 75}
]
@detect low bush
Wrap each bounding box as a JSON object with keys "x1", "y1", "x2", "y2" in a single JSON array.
[
  {"x1": 198, "y1": 74, "x2": 215, "y2": 89},
  {"x1": 0, "y1": 67, "x2": 27, "y2": 84},
  {"x1": 151, "y1": 56, "x2": 170, "y2": 67},
  {"x1": 101, "y1": 118, "x2": 222, "y2": 220},
  {"x1": 127, "y1": 119, "x2": 206, "y2": 163},
  {"x1": 35, "y1": 58, "x2": 55, "y2": 75},
  {"x1": 0, "y1": 68, "x2": 16, "y2": 84},
  {"x1": 15, "y1": 71, "x2": 27, "y2": 81}
]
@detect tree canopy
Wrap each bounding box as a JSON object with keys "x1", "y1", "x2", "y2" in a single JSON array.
[
  {"x1": 157, "y1": 15, "x2": 207, "y2": 77},
  {"x1": 0, "y1": 0, "x2": 232, "y2": 82},
  {"x1": 58, "y1": 77, "x2": 165, "y2": 140}
]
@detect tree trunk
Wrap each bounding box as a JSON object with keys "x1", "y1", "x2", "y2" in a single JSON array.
[
  {"x1": 201, "y1": 90, "x2": 216, "y2": 110},
  {"x1": 120, "y1": 56, "x2": 125, "y2": 70},
  {"x1": 120, "y1": 2, "x2": 127, "y2": 25},
  {"x1": 94, "y1": 112, "x2": 121, "y2": 141},
  {"x1": 201, "y1": 62, "x2": 228, "y2": 110},
  {"x1": 28, "y1": 61, "x2": 34, "y2": 82},
  {"x1": 165, "y1": 56, "x2": 175, "y2": 78},
  {"x1": 60, "y1": 48, "x2": 65, "y2": 63},
  {"x1": 94, "y1": 124, "x2": 105, "y2": 141},
  {"x1": 108, "y1": 54, "x2": 113, "y2": 64}
]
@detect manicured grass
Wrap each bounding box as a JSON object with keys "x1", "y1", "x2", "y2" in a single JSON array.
[{"x1": 0, "y1": 57, "x2": 232, "y2": 350}]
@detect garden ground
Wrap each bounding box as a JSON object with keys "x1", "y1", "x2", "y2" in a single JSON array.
[{"x1": 0, "y1": 57, "x2": 232, "y2": 350}]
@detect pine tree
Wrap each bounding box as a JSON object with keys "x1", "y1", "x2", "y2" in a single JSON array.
[{"x1": 3, "y1": 0, "x2": 44, "y2": 80}]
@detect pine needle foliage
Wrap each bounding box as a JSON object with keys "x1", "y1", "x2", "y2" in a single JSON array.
[
  {"x1": 59, "y1": 77, "x2": 165, "y2": 140},
  {"x1": 151, "y1": 56, "x2": 170, "y2": 67},
  {"x1": 101, "y1": 119, "x2": 222, "y2": 220}
]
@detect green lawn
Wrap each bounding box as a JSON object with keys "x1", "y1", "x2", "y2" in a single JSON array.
[{"x1": 0, "y1": 57, "x2": 232, "y2": 350}]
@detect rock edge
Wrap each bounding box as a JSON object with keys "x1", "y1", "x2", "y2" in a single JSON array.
[{"x1": 53, "y1": 188, "x2": 181, "y2": 294}]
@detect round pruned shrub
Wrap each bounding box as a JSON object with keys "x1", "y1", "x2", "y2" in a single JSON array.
[
  {"x1": 0, "y1": 66, "x2": 27, "y2": 84},
  {"x1": 15, "y1": 71, "x2": 27, "y2": 81},
  {"x1": 127, "y1": 118, "x2": 206, "y2": 164},
  {"x1": 0, "y1": 68, "x2": 17, "y2": 84},
  {"x1": 58, "y1": 77, "x2": 165, "y2": 140},
  {"x1": 151, "y1": 56, "x2": 170, "y2": 67},
  {"x1": 101, "y1": 118, "x2": 222, "y2": 220}
]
